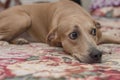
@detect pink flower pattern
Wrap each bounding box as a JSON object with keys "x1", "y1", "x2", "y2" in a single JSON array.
[
  {"x1": 0, "y1": 18, "x2": 119, "y2": 80},
  {"x1": 91, "y1": 0, "x2": 120, "y2": 17},
  {"x1": 91, "y1": 0, "x2": 120, "y2": 10}
]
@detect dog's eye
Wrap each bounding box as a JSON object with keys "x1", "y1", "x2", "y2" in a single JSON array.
[
  {"x1": 91, "y1": 28, "x2": 96, "y2": 36},
  {"x1": 69, "y1": 32, "x2": 78, "y2": 40}
]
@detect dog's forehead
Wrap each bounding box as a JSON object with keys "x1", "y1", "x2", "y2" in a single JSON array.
[
  {"x1": 59, "y1": 17, "x2": 95, "y2": 33},
  {"x1": 74, "y1": 20, "x2": 95, "y2": 31},
  {"x1": 60, "y1": 22, "x2": 93, "y2": 36},
  {"x1": 82, "y1": 21, "x2": 94, "y2": 29},
  {"x1": 72, "y1": 17, "x2": 95, "y2": 29}
]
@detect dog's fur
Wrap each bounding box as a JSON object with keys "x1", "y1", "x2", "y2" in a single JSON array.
[{"x1": 0, "y1": 0, "x2": 120, "y2": 63}]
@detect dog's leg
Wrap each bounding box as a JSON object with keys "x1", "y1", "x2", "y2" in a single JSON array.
[
  {"x1": 0, "y1": 7, "x2": 31, "y2": 44},
  {"x1": 0, "y1": 41, "x2": 9, "y2": 46},
  {"x1": 98, "y1": 34, "x2": 120, "y2": 44},
  {"x1": 10, "y1": 38, "x2": 29, "y2": 45}
]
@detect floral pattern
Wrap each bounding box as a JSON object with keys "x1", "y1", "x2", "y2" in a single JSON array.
[
  {"x1": 0, "y1": 18, "x2": 119, "y2": 80},
  {"x1": 91, "y1": 0, "x2": 120, "y2": 10},
  {"x1": 91, "y1": 0, "x2": 120, "y2": 18}
]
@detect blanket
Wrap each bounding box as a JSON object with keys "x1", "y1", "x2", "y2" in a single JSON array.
[{"x1": 0, "y1": 17, "x2": 120, "y2": 80}]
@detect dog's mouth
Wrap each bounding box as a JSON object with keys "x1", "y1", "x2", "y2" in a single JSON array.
[
  {"x1": 74, "y1": 55, "x2": 82, "y2": 62},
  {"x1": 74, "y1": 54, "x2": 102, "y2": 64}
]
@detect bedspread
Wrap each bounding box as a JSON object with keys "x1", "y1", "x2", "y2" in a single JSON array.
[{"x1": 0, "y1": 18, "x2": 120, "y2": 80}]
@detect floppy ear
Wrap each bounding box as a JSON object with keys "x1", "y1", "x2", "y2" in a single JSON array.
[
  {"x1": 94, "y1": 21, "x2": 102, "y2": 44},
  {"x1": 95, "y1": 22, "x2": 101, "y2": 29},
  {"x1": 46, "y1": 27, "x2": 62, "y2": 47}
]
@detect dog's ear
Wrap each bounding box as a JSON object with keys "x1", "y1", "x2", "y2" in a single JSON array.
[
  {"x1": 94, "y1": 22, "x2": 102, "y2": 44},
  {"x1": 46, "y1": 27, "x2": 62, "y2": 47},
  {"x1": 95, "y1": 22, "x2": 101, "y2": 29}
]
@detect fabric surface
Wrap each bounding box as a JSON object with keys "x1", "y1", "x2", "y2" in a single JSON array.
[
  {"x1": 91, "y1": 0, "x2": 120, "y2": 18},
  {"x1": 91, "y1": 0, "x2": 120, "y2": 10},
  {"x1": 0, "y1": 17, "x2": 119, "y2": 80}
]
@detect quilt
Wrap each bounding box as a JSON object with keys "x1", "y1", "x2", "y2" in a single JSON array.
[{"x1": 0, "y1": 17, "x2": 120, "y2": 80}]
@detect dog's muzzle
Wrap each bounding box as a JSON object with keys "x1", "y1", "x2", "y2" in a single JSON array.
[{"x1": 89, "y1": 48, "x2": 102, "y2": 63}]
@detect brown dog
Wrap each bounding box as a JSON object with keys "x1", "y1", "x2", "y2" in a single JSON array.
[{"x1": 0, "y1": 0, "x2": 119, "y2": 63}]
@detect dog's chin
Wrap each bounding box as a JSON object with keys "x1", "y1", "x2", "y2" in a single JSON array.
[
  {"x1": 74, "y1": 56, "x2": 102, "y2": 64},
  {"x1": 83, "y1": 59, "x2": 102, "y2": 64}
]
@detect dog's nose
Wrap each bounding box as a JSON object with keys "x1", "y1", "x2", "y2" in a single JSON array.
[{"x1": 89, "y1": 49, "x2": 102, "y2": 61}]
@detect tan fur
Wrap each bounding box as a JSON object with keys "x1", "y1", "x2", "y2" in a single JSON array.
[{"x1": 0, "y1": 0, "x2": 119, "y2": 63}]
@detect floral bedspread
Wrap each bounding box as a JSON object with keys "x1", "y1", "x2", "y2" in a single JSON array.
[
  {"x1": 91, "y1": 0, "x2": 120, "y2": 18},
  {"x1": 0, "y1": 18, "x2": 120, "y2": 80}
]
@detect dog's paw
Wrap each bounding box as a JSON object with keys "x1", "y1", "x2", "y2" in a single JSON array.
[
  {"x1": 99, "y1": 47, "x2": 112, "y2": 54},
  {"x1": 0, "y1": 41, "x2": 9, "y2": 46},
  {"x1": 11, "y1": 38, "x2": 29, "y2": 45}
]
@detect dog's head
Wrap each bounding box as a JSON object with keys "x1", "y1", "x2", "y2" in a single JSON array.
[
  {"x1": 46, "y1": 1, "x2": 103, "y2": 63},
  {"x1": 47, "y1": 18, "x2": 102, "y2": 63}
]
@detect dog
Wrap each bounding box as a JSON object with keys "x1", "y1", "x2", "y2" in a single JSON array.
[{"x1": 0, "y1": 0, "x2": 119, "y2": 63}]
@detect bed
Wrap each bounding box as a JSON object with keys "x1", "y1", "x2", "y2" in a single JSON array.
[{"x1": 0, "y1": 0, "x2": 120, "y2": 80}]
